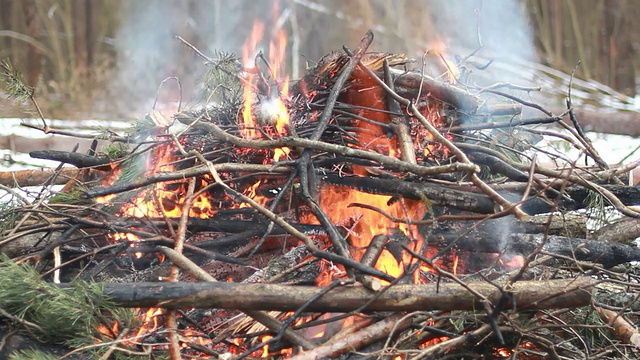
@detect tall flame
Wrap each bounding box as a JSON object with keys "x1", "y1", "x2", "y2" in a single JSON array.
[{"x1": 241, "y1": 22, "x2": 265, "y2": 140}]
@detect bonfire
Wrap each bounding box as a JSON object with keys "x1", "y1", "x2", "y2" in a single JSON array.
[{"x1": 2, "y1": 29, "x2": 640, "y2": 360}]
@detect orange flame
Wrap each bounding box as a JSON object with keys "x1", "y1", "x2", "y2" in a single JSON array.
[
  {"x1": 427, "y1": 39, "x2": 459, "y2": 83},
  {"x1": 242, "y1": 22, "x2": 265, "y2": 140},
  {"x1": 240, "y1": 19, "x2": 290, "y2": 161}
]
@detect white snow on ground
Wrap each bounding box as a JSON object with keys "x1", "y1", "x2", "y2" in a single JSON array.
[{"x1": 1, "y1": 117, "x2": 640, "y2": 203}]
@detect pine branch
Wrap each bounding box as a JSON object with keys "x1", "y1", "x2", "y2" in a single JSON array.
[{"x1": 1, "y1": 59, "x2": 47, "y2": 129}]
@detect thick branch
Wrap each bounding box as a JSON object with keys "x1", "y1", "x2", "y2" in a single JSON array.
[
  {"x1": 387, "y1": 68, "x2": 479, "y2": 112},
  {"x1": 433, "y1": 230, "x2": 640, "y2": 268},
  {"x1": 0, "y1": 167, "x2": 78, "y2": 187},
  {"x1": 100, "y1": 278, "x2": 595, "y2": 311},
  {"x1": 30, "y1": 150, "x2": 111, "y2": 169},
  {"x1": 322, "y1": 173, "x2": 497, "y2": 214}
]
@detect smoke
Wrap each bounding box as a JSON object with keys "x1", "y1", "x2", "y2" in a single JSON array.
[
  {"x1": 424, "y1": 0, "x2": 536, "y2": 251},
  {"x1": 111, "y1": 0, "x2": 537, "y2": 114},
  {"x1": 430, "y1": 0, "x2": 536, "y2": 60},
  {"x1": 426, "y1": 0, "x2": 538, "y2": 88},
  {"x1": 111, "y1": 1, "x2": 275, "y2": 116}
]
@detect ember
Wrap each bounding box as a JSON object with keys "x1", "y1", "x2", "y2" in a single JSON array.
[{"x1": 3, "y1": 26, "x2": 640, "y2": 360}]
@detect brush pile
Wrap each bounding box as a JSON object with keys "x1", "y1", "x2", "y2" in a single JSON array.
[{"x1": 2, "y1": 31, "x2": 640, "y2": 359}]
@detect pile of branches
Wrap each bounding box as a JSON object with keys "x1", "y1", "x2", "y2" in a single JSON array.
[{"x1": 2, "y1": 31, "x2": 640, "y2": 359}]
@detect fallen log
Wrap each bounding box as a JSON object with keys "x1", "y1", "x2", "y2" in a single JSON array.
[
  {"x1": 595, "y1": 217, "x2": 640, "y2": 243},
  {"x1": 100, "y1": 278, "x2": 595, "y2": 312},
  {"x1": 546, "y1": 106, "x2": 640, "y2": 137}
]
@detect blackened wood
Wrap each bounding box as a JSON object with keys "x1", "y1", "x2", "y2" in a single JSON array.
[
  {"x1": 30, "y1": 150, "x2": 111, "y2": 169},
  {"x1": 431, "y1": 230, "x2": 640, "y2": 268},
  {"x1": 128, "y1": 218, "x2": 325, "y2": 241},
  {"x1": 566, "y1": 184, "x2": 640, "y2": 207},
  {"x1": 100, "y1": 278, "x2": 594, "y2": 311},
  {"x1": 321, "y1": 173, "x2": 497, "y2": 214}
]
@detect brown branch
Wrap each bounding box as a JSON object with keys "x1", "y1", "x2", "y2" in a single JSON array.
[
  {"x1": 387, "y1": 68, "x2": 479, "y2": 112},
  {"x1": 100, "y1": 278, "x2": 596, "y2": 312},
  {"x1": 0, "y1": 167, "x2": 78, "y2": 187},
  {"x1": 158, "y1": 246, "x2": 315, "y2": 350}
]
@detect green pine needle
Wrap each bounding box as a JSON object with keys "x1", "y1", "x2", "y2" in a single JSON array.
[
  {"x1": 1, "y1": 59, "x2": 33, "y2": 102},
  {"x1": 0, "y1": 256, "x2": 137, "y2": 350}
]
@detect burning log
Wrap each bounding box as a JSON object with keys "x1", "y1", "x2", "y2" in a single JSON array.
[{"x1": 388, "y1": 68, "x2": 480, "y2": 113}]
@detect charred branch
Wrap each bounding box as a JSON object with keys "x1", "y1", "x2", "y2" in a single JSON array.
[
  {"x1": 431, "y1": 230, "x2": 640, "y2": 268},
  {"x1": 322, "y1": 173, "x2": 498, "y2": 214},
  {"x1": 30, "y1": 150, "x2": 112, "y2": 169}
]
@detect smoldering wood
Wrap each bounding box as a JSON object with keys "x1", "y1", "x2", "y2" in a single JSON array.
[
  {"x1": 322, "y1": 172, "x2": 640, "y2": 216},
  {"x1": 98, "y1": 278, "x2": 595, "y2": 312},
  {"x1": 430, "y1": 230, "x2": 640, "y2": 268}
]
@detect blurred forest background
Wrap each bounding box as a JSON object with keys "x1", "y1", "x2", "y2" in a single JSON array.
[{"x1": 1, "y1": 0, "x2": 639, "y2": 119}]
